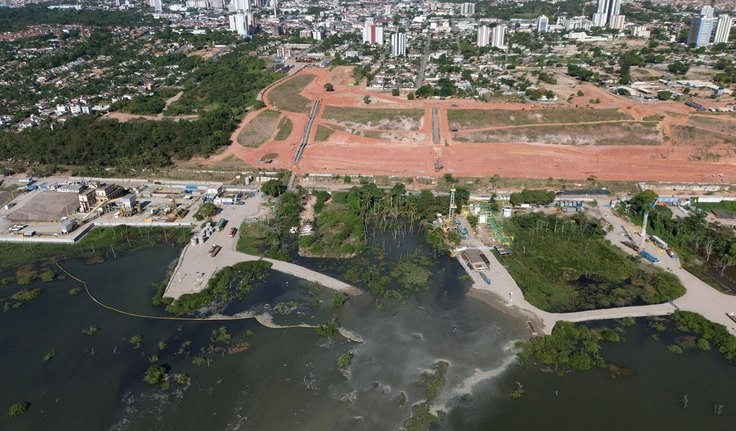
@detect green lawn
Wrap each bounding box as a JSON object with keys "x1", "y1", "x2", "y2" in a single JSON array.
[
  {"x1": 274, "y1": 117, "x2": 293, "y2": 141},
  {"x1": 236, "y1": 222, "x2": 277, "y2": 255},
  {"x1": 693, "y1": 200, "x2": 736, "y2": 216},
  {"x1": 236, "y1": 110, "x2": 281, "y2": 148},
  {"x1": 267, "y1": 74, "x2": 315, "y2": 113},
  {"x1": 314, "y1": 125, "x2": 335, "y2": 142}
]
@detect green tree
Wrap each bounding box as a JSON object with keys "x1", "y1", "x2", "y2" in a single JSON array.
[
  {"x1": 668, "y1": 61, "x2": 690, "y2": 75},
  {"x1": 193, "y1": 202, "x2": 218, "y2": 221},
  {"x1": 261, "y1": 179, "x2": 286, "y2": 197},
  {"x1": 363, "y1": 95, "x2": 371, "y2": 104},
  {"x1": 129, "y1": 335, "x2": 143, "y2": 349},
  {"x1": 8, "y1": 402, "x2": 30, "y2": 417},
  {"x1": 657, "y1": 90, "x2": 672, "y2": 100},
  {"x1": 324, "y1": 82, "x2": 334, "y2": 92},
  {"x1": 144, "y1": 364, "x2": 167, "y2": 385},
  {"x1": 392, "y1": 88, "x2": 400, "y2": 96}
]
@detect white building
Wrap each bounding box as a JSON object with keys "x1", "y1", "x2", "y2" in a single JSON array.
[
  {"x1": 491, "y1": 25, "x2": 506, "y2": 49},
  {"x1": 477, "y1": 25, "x2": 490, "y2": 47},
  {"x1": 228, "y1": 0, "x2": 254, "y2": 35},
  {"x1": 229, "y1": 11, "x2": 249, "y2": 35},
  {"x1": 631, "y1": 25, "x2": 650, "y2": 38},
  {"x1": 714, "y1": 14, "x2": 732, "y2": 44},
  {"x1": 363, "y1": 22, "x2": 384, "y2": 45},
  {"x1": 609, "y1": 14, "x2": 625, "y2": 30},
  {"x1": 701, "y1": 5, "x2": 714, "y2": 19},
  {"x1": 592, "y1": 0, "x2": 622, "y2": 27},
  {"x1": 460, "y1": 2, "x2": 475, "y2": 16},
  {"x1": 231, "y1": 0, "x2": 250, "y2": 11},
  {"x1": 149, "y1": 0, "x2": 162, "y2": 11},
  {"x1": 391, "y1": 32, "x2": 406, "y2": 57},
  {"x1": 688, "y1": 7, "x2": 716, "y2": 47},
  {"x1": 537, "y1": 15, "x2": 549, "y2": 32}
]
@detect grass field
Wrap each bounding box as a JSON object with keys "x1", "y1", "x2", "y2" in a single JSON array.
[
  {"x1": 454, "y1": 122, "x2": 660, "y2": 145},
  {"x1": 693, "y1": 200, "x2": 736, "y2": 216},
  {"x1": 447, "y1": 108, "x2": 633, "y2": 129},
  {"x1": 236, "y1": 110, "x2": 280, "y2": 148},
  {"x1": 267, "y1": 74, "x2": 315, "y2": 113},
  {"x1": 274, "y1": 117, "x2": 293, "y2": 141},
  {"x1": 689, "y1": 116, "x2": 736, "y2": 136},
  {"x1": 672, "y1": 125, "x2": 736, "y2": 147},
  {"x1": 315, "y1": 125, "x2": 335, "y2": 142},
  {"x1": 322, "y1": 106, "x2": 424, "y2": 130}
]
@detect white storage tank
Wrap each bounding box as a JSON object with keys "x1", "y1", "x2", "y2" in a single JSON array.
[
  {"x1": 502, "y1": 207, "x2": 513, "y2": 218},
  {"x1": 478, "y1": 214, "x2": 488, "y2": 224}
]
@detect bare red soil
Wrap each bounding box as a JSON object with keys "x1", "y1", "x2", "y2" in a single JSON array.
[{"x1": 202, "y1": 67, "x2": 736, "y2": 182}]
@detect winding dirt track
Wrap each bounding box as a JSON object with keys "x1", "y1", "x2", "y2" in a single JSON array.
[{"x1": 203, "y1": 67, "x2": 736, "y2": 182}]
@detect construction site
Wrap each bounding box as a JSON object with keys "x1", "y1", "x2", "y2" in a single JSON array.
[{"x1": 202, "y1": 66, "x2": 736, "y2": 183}]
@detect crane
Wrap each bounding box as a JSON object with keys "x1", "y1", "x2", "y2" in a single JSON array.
[{"x1": 639, "y1": 199, "x2": 657, "y2": 249}]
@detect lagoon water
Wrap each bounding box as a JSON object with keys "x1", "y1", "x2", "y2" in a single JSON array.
[{"x1": 1, "y1": 241, "x2": 735, "y2": 430}]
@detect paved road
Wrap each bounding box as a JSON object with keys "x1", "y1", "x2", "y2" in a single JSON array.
[
  {"x1": 456, "y1": 209, "x2": 736, "y2": 336},
  {"x1": 595, "y1": 197, "x2": 736, "y2": 333},
  {"x1": 415, "y1": 34, "x2": 431, "y2": 90}
]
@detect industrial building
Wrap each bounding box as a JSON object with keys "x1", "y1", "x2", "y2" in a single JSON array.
[{"x1": 462, "y1": 249, "x2": 489, "y2": 271}]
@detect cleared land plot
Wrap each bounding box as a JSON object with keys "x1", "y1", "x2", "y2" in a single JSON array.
[
  {"x1": 321, "y1": 106, "x2": 424, "y2": 130},
  {"x1": 274, "y1": 117, "x2": 293, "y2": 141},
  {"x1": 8, "y1": 191, "x2": 79, "y2": 222},
  {"x1": 237, "y1": 110, "x2": 281, "y2": 148},
  {"x1": 315, "y1": 125, "x2": 335, "y2": 142},
  {"x1": 447, "y1": 108, "x2": 633, "y2": 129},
  {"x1": 454, "y1": 122, "x2": 660, "y2": 146},
  {"x1": 689, "y1": 116, "x2": 736, "y2": 136},
  {"x1": 268, "y1": 74, "x2": 315, "y2": 113},
  {"x1": 672, "y1": 125, "x2": 736, "y2": 148}
]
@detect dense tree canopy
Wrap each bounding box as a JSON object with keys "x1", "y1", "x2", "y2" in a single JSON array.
[
  {"x1": 0, "y1": 5, "x2": 154, "y2": 31},
  {"x1": 0, "y1": 48, "x2": 280, "y2": 172}
]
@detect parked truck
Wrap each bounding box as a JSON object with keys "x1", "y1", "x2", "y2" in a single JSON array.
[
  {"x1": 217, "y1": 218, "x2": 227, "y2": 231},
  {"x1": 641, "y1": 250, "x2": 659, "y2": 263},
  {"x1": 209, "y1": 245, "x2": 222, "y2": 257}
]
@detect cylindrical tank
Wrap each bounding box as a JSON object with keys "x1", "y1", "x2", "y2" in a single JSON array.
[{"x1": 502, "y1": 207, "x2": 513, "y2": 218}]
